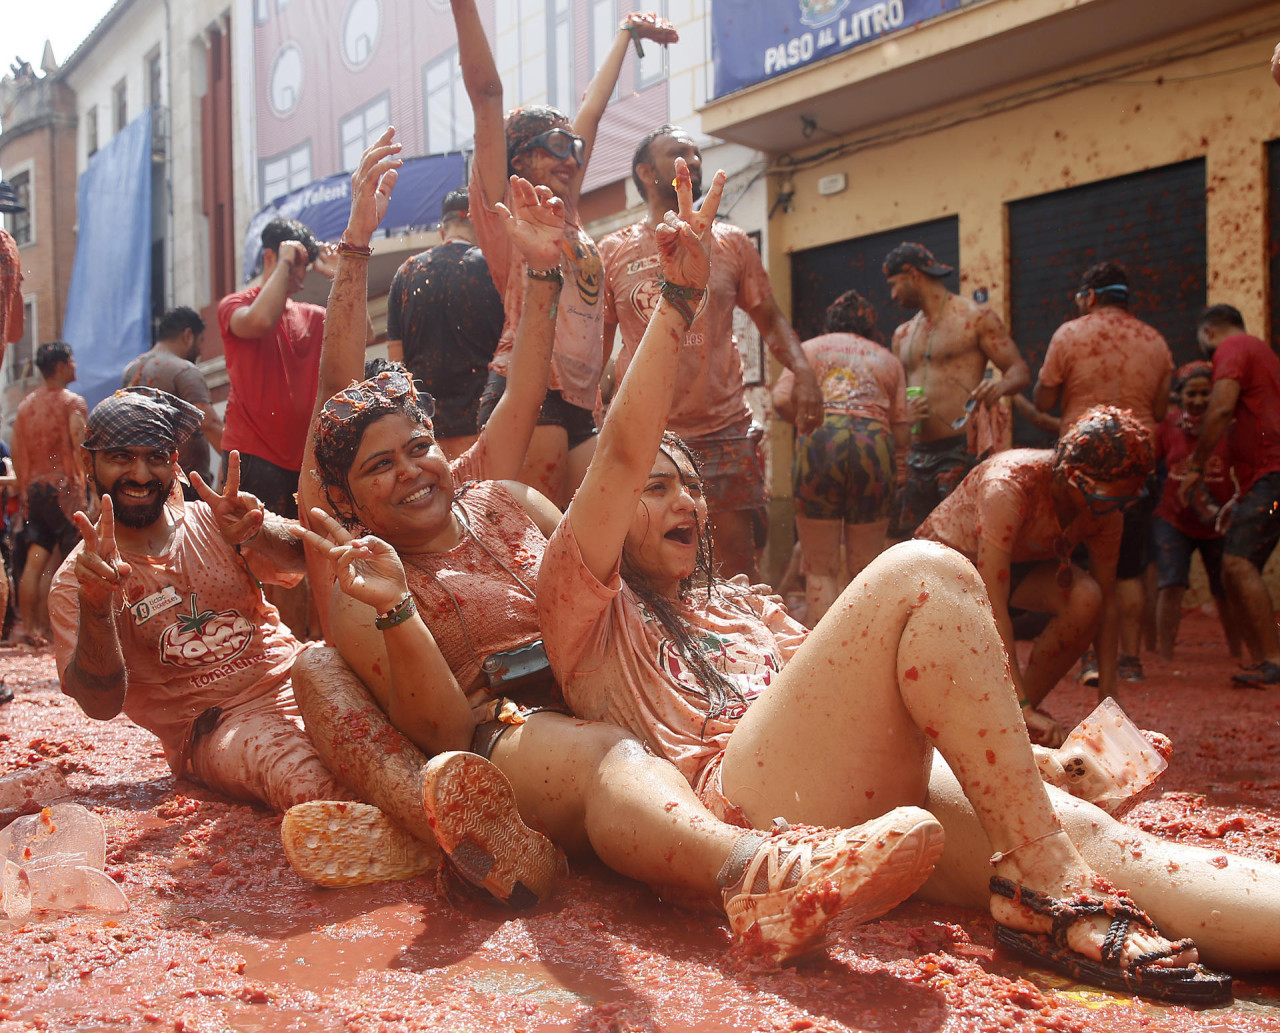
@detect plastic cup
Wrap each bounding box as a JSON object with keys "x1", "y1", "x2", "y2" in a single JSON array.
[
  {"x1": 906, "y1": 385, "x2": 924, "y2": 433},
  {"x1": 1056, "y1": 697, "x2": 1168, "y2": 814}
]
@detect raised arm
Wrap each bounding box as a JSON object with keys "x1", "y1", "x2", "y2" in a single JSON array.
[
  {"x1": 567, "y1": 160, "x2": 725, "y2": 584},
  {"x1": 451, "y1": 0, "x2": 510, "y2": 207}
]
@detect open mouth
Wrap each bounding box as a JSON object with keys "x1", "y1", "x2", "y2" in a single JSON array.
[
  {"x1": 664, "y1": 524, "x2": 695, "y2": 545},
  {"x1": 118, "y1": 482, "x2": 161, "y2": 500}
]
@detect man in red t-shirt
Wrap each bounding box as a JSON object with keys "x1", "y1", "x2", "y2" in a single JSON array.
[
  {"x1": 600, "y1": 125, "x2": 822, "y2": 580},
  {"x1": 1182, "y1": 305, "x2": 1280, "y2": 686}
]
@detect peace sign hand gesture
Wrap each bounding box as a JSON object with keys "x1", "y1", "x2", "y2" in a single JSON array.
[
  {"x1": 655, "y1": 157, "x2": 726, "y2": 292},
  {"x1": 294, "y1": 508, "x2": 411, "y2": 615},
  {"x1": 72, "y1": 496, "x2": 132, "y2": 608},
  {"x1": 190, "y1": 451, "x2": 265, "y2": 547}
]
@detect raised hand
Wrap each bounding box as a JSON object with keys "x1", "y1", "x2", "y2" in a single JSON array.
[
  {"x1": 311, "y1": 241, "x2": 340, "y2": 280},
  {"x1": 621, "y1": 11, "x2": 678, "y2": 45},
  {"x1": 496, "y1": 176, "x2": 566, "y2": 272},
  {"x1": 655, "y1": 157, "x2": 726, "y2": 290},
  {"x1": 190, "y1": 451, "x2": 265, "y2": 547},
  {"x1": 72, "y1": 496, "x2": 132, "y2": 607},
  {"x1": 344, "y1": 126, "x2": 403, "y2": 248},
  {"x1": 294, "y1": 508, "x2": 410, "y2": 614}
]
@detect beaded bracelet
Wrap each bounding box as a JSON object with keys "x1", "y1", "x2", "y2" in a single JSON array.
[
  {"x1": 658, "y1": 280, "x2": 706, "y2": 327},
  {"x1": 374, "y1": 593, "x2": 417, "y2": 631},
  {"x1": 337, "y1": 240, "x2": 374, "y2": 258},
  {"x1": 527, "y1": 266, "x2": 563, "y2": 320}
]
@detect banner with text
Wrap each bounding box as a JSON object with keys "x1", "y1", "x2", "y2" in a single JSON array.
[{"x1": 711, "y1": 0, "x2": 966, "y2": 98}]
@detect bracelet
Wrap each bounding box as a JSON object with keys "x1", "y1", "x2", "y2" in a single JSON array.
[
  {"x1": 621, "y1": 21, "x2": 645, "y2": 58},
  {"x1": 658, "y1": 280, "x2": 706, "y2": 327},
  {"x1": 337, "y1": 240, "x2": 373, "y2": 258},
  {"x1": 526, "y1": 265, "x2": 563, "y2": 284},
  {"x1": 374, "y1": 593, "x2": 417, "y2": 631}
]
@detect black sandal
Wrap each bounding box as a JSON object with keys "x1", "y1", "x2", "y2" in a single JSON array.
[{"x1": 990, "y1": 876, "x2": 1233, "y2": 1006}]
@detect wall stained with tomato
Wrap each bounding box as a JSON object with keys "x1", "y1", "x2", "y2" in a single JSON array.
[
  {"x1": 1008, "y1": 159, "x2": 1206, "y2": 447},
  {"x1": 1269, "y1": 140, "x2": 1280, "y2": 351},
  {"x1": 788, "y1": 216, "x2": 959, "y2": 344}
]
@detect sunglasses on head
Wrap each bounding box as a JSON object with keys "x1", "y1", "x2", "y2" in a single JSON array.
[
  {"x1": 514, "y1": 127, "x2": 585, "y2": 165},
  {"x1": 321, "y1": 370, "x2": 434, "y2": 424}
]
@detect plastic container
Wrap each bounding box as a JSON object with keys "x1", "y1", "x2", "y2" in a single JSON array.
[
  {"x1": 1056, "y1": 697, "x2": 1167, "y2": 814},
  {"x1": 0, "y1": 766, "x2": 70, "y2": 825},
  {"x1": 0, "y1": 803, "x2": 128, "y2": 916}
]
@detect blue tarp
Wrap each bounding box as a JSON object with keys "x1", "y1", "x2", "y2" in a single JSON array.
[
  {"x1": 711, "y1": 0, "x2": 966, "y2": 98},
  {"x1": 63, "y1": 108, "x2": 153, "y2": 410},
  {"x1": 242, "y1": 152, "x2": 468, "y2": 281}
]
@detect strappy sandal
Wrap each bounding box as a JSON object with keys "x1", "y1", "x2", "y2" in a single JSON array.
[{"x1": 989, "y1": 876, "x2": 1233, "y2": 1006}]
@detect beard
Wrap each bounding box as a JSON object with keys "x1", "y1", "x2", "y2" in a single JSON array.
[{"x1": 107, "y1": 479, "x2": 170, "y2": 528}]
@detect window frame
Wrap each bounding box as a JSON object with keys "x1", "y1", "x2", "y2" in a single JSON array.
[
  {"x1": 86, "y1": 105, "x2": 99, "y2": 156},
  {"x1": 258, "y1": 139, "x2": 313, "y2": 205},
  {"x1": 338, "y1": 92, "x2": 391, "y2": 173},
  {"x1": 3, "y1": 162, "x2": 34, "y2": 248},
  {"x1": 113, "y1": 77, "x2": 128, "y2": 133},
  {"x1": 422, "y1": 48, "x2": 473, "y2": 153}
]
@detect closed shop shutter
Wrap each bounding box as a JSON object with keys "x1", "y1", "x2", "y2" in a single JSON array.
[
  {"x1": 1269, "y1": 140, "x2": 1280, "y2": 350},
  {"x1": 1008, "y1": 158, "x2": 1206, "y2": 447},
  {"x1": 789, "y1": 216, "x2": 959, "y2": 345}
]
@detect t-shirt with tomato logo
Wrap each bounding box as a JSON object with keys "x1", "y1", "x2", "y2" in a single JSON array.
[{"x1": 50, "y1": 500, "x2": 308, "y2": 776}]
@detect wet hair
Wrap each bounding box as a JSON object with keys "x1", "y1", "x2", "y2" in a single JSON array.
[
  {"x1": 823, "y1": 290, "x2": 881, "y2": 341},
  {"x1": 156, "y1": 306, "x2": 205, "y2": 342},
  {"x1": 1173, "y1": 361, "x2": 1213, "y2": 395},
  {"x1": 620, "y1": 431, "x2": 748, "y2": 733},
  {"x1": 1053, "y1": 405, "x2": 1154, "y2": 484},
  {"x1": 312, "y1": 362, "x2": 437, "y2": 526},
  {"x1": 440, "y1": 188, "x2": 469, "y2": 224},
  {"x1": 631, "y1": 124, "x2": 683, "y2": 194},
  {"x1": 35, "y1": 340, "x2": 73, "y2": 377},
  {"x1": 1197, "y1": 303, "x2": 1244, "y2": 334},
  {"x1": 504, "y1": 105, "x2": 570, "y2": 178},
  {"x1": 1078, "y1": 262, "x2": 1129, "y2": 307},
  {"x1": 364, "y1": 356, "x2": 401, "y2": 379},
  {"x1": 260, "y1": 217, "x2": 319, "y2": 264}
]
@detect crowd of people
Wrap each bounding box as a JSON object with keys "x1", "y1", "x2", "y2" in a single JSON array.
[{"x1": 3, "y1": 7, "x2": 1280, "y2": 1009}]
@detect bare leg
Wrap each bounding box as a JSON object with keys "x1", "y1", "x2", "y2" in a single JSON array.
[
  {"x1": 1116, "y1": 574, "x2": 1145, "y2": 660},
  {"x1": 1155, "y1": 585, "x2": 1185, "y2": 661},
  {"x1": 920, "y1": 757, "x2": 1280, "y2": 971},
  {"x1": 1141, "y1": 562, "x2": 1159, "y2": 652},
  {"x1": 1010, "y1": 566, "x2": 1102, "y2": 704},
  {"x1": 1216, "y1": 589, "x2": 1244, "y2": 659},
  {"x1": 18, "y1": 543, "x2": 52, "y2": 644},
  {"x1": 1223, "y1": 554, "x2": 1280, "y2": 663},
  {"x1": 709, "y1": 508, "x2": 758, "y2": 583},
  {"x1": 794, "y1": 514, "x2": 844, "y2": 625},
  {"x1": 720, "y1": 540, "x2": 1193, "y2": 967},
  {"x1": 843, "y1": 518, "x2": 888, "y2": 582}
]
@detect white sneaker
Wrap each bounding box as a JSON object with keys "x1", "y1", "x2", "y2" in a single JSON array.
[{"x1": 721, "y1": 806, "x2": 945, "y2": 964}]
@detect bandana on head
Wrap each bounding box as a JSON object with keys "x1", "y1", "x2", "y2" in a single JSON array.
[{"x1": 84, "y1": 387, "x2": 204, "y2": 451}]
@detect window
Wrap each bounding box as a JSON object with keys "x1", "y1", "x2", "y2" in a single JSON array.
[
  {"x1": 423, "y1": 49, "x2": 473, "y2": 152},
  {"x1": 86, "y1": 106, "x2": 99, "y2": 156},
  {"x1": 547, "y1": 0, "x2": 572, "y2": 113},
  {"x1": 8, "y1": 298, "x2": 35, "y2": 380},
  {"x1": 260, "y1": 140, "x2": 312, "y2": 204},
  {"x1": 268, "y1": 43, "x2": 304, "y2": 117},
  {"x1": 147, "y1": 50, "x2": 162, "y2": 109},
  {"x1": 591, "y1": 0, "x2": 622, "y2": 103},
  {"x1": 339, "y1": 93, "x2": 390, "y2": 172},
  {"x1": 113, "y1": 78, "x2": 127, "y2": 132},
  {"x1": 4, "y1": 171, "x2": 32, "y2": 246},
  {"x1": 636, "y1": 0, "x2": 668, "y2": 89},
  {"x1": 342, "y1": 0, "x2": 380, "y2": 70}
]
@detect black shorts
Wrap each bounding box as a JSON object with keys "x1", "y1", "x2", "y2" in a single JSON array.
[
  {"x1": 476, "y1": 371, "x2": 597, "y2": 451},
  {"x1": 890, "y1": 435, "x2": 976, "y2": 538},
  {"x1": 24, "y1": 481, "x2": 80, "y2": 556},
  {"x1": 226, "y1": 451, "x2": 300, "y2": 519},
  {"x1": 1115, "y1": 473, "x2": 1159, "y2": 580},
  {"x1": 1224, "y1": 470, "x2": 1280, "y2": 571}
]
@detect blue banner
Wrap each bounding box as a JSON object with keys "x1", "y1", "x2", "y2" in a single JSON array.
[
  {"x1": 63, "y1": 108, "x2": 153, "y2": 410},
  {"x1": 242, "y1": 151, "x2": 468, "y2": 281},
  {"x1": 712, "y1": 0, "x2": 966, "y2": 98}
]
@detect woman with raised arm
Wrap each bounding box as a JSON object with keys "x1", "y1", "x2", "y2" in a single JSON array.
[
  {"x1": 286, "y1": 131, "x2": 946, "y2": 965},
  {"x1": 450, "y1": 0, "x2": 677, "y2": 508},
  {"x1": 535, "y1": 157, "x2": 1280, "y2": 999}
]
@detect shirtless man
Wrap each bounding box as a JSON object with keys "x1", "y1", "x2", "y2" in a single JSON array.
[{"x1": 883, "y1": 243, "x2": 1030, "y2": 538}]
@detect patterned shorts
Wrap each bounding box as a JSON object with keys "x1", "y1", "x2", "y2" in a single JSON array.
[
  {"x1": 792, "y1": 414, "x2": 896, "y2": 524},
  {"x1": 686, "y1": 416, "x2": 767, "y2": 514}
]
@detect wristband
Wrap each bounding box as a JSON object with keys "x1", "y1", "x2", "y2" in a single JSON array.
[
  {"x1": 526, "y1": 266, "x2": 563, "y2": 284},
  {"x1": 375, "y1": 593, "x2": 417, "y2": 631},
  {"x1": 337, "y1": 240, "x2": 373, "y2": 258},
  {"x1": 658, "y1": 280, "x2": 706, "y2": 327}
]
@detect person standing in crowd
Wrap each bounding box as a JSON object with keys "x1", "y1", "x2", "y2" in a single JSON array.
[
  {"x1": 11, "y1": 341, "x2": 87, "y2": 648},
  {"x1": 122, "y1": 306, "x2": 225, "y2": 492},
  {"x1": 1034, "y1": 261, "x2": 1173, "y2": 685},
  {"x1": 452, "y1": 0, "x2": 679, "y2": 508},
  {"x1": 385, "y1": 188, "x2": 504, "y2": 459},
  {"x1": 884, "y1": 243, "x2": 1030, "y2": 540},
  {"x1": 1180, "y1": 305, "x2": 1280, "y2": 686},
  {"x1": 1152, "y1": 359, "x2": 1241, "y2": 662},
  {"x1": 600, "y1": 125, "x2": 822, "y2": 580},
  {"x1": 772, "y1": 290, "x2": 906, "y2": 623},
  {"x1": 217, "y1": 217, "x2": 350, "y2": 636}
]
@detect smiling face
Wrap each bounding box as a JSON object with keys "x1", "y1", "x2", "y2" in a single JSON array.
[
  {"x1": 89, "y1": 446, "x2": 178, "y2": 529},
  {"x1": 510, "y1": 118, "x2": 580, "y2": 200},
  {"x1": 340, "y1": 412, "x2": 456, "y2": 549},
  {"x1": 1180, "y1": 375, "x2": 1212, "y2": 419},
  {"x1": 622, "y1": 448, "x2": 708, "y2": 598}
]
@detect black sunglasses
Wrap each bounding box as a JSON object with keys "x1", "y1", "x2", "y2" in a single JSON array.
[{"x1": 514, "y1": 128, "x2": 585, "y2": 166}]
